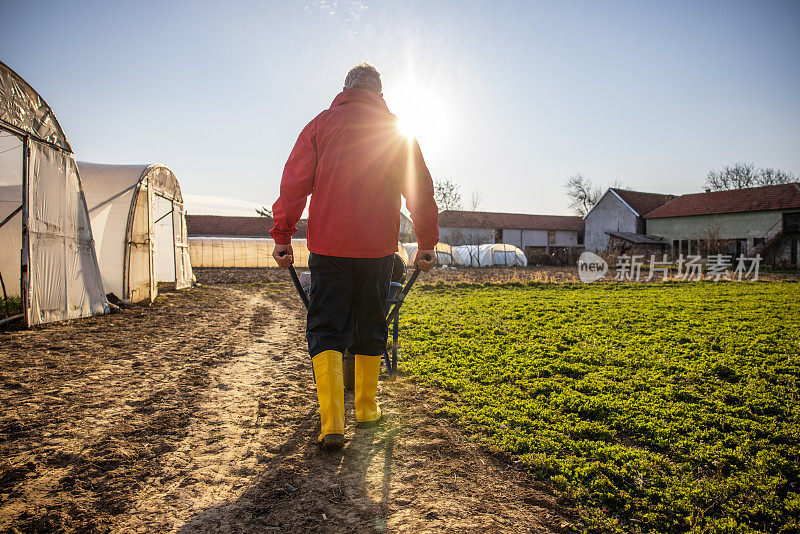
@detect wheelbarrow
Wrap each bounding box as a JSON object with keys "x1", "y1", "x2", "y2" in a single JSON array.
[{"x1": 283, "y1": 252, "x2": 428, "y2": 389}]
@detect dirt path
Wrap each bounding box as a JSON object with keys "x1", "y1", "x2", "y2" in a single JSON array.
[{"x1": 0, "y1": 283, "x2": 575, "y2": 533}]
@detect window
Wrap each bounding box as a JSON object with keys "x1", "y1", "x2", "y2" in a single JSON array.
[
  {"x1": 577, "y1": 232, "x2": 585, "y2": 245},
  {"x1": 784, "y1": 212, "x2": 800, "y2": 232},
  {"x1": 548, "y1": 230, "x2": 556, "y2": 246},
  {"x1": 495, "y1": 228, "x2": 503, "y2": 243}
]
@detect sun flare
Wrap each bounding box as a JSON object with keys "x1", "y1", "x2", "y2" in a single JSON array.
[
  {"x1": 387, "y1": 84, "x2": 449, "y2": 153},
  {"x1": 396, "y1": 115, "x2": 418, "y2": 139}
]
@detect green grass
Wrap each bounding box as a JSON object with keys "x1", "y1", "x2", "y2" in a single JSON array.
[
  {"x1": 399, "y1": 281, "x2": 800, "y2": 533},
  {"x1": 2, "y1": 296, "x2": 21, "y2": 317}
]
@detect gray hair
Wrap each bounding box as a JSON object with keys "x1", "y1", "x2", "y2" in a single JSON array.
[{"x1": 344, "y1": 63, "x2": 381, "y2": 93}]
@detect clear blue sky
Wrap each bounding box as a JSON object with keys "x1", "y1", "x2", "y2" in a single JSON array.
[{"x1": 2, "y1": 0, "x2": 799, "y2": 216}]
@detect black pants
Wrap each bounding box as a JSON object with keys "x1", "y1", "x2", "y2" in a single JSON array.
[{"x1": 307, "y1": 253, "x2": 394, "y2": 358}]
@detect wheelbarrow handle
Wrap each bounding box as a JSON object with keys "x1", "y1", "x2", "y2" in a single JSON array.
[
  {"x1": 385, "y1": 253, "x2": 431, "y2": 323},
  {"x1": 278, "y1": 251, "x2": 315, "y2": 383},
  {"x1": 279, "y1": 251, "x2": 310, "y2": 310},
  {"x1": 280, "y1": 250, "x2": 429, "y2": 320}
]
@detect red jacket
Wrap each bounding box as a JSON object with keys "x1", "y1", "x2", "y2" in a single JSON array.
[{"x1": 270, "y1": 88, "x2": 439, "y2": 258}]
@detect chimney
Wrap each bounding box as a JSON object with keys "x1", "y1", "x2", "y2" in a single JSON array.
[{"x1": 704, "y1": 188, "x2": 711, "y2": 193}]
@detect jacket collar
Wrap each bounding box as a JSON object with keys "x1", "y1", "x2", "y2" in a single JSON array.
[{"x1": 330, "y1": 88, "x2": 390, "y2": 112}]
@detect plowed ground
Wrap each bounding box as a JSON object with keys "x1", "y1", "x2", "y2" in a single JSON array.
[{"x1": 0, "y1": 281, "x2": 575, "y2": 533}]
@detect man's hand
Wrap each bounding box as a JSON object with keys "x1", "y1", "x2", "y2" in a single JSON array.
[
  {"x1": 273, "y1": 244, "x2": 294, "y2": 268},
  {"x1": 414, "y1": 250, "x2": 435, "y2": 272}
]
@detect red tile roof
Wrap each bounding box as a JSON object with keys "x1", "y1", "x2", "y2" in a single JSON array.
[
  {"x1": 439, "y1": 210, "x2": 584, "y2": 231},
  {"x1": 186, "y1": 215, "x2": 309, "y2": 238},
  {"x1": 645, "y1": 183, "x2": 800, "y2": 219},
  {"x1": 610, "y1": 189, "x2": 677, "y2": 216}
]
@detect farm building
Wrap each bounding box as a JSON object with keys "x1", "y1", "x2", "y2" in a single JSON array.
[
  {"x1": 399, "y1": 212, "x2": 415, "y2": 242},
  {"x1": 583, "y1": 188, "x2": 676, "y2": 253},
  {"x1": 79, "y1": 163, "x2": 194, "y2": 303},
  {"x1": 438, "y1": 210, "x2": 584, "y2": 264},
  {"x1": 645, "y1": 183, "x2": 800, "y2": 266},
  {"x1": 0, "y1": 61, "x2": 108, "y2": 326}
]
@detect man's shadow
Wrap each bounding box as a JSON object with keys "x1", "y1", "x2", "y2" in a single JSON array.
[{"x1": 176, "y1": 389, "x2": 401, "y2": 533}]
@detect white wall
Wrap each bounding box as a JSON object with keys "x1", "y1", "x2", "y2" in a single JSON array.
[
  {"x1": 555, "y1": 231, "x2": 578, "y2": 247},
  {"x1": 441, "y1": 226, "x2": 579, "y2": 248},
  {"x1": 440, "y1": 226, "x2": 493, "y2": 245},
  {"x1": 585, "y1": 191, "x2": 639, "y2": 252},
  {"x1": 521, "y1": 229, "x2": 548, "y2": 247}
]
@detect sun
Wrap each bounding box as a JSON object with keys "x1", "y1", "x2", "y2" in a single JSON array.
[
  {"x1": 386, "y1": 84, "x2": 449, "y2": 153},
  {"x1": 396, "y1": 114, "x2": 418, "y2": 139}
]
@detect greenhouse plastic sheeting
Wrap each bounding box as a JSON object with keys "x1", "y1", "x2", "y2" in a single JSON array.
[
  {"x1": 0, "y1": 131, "x2": 23, "y2": 297},
  {"x1": 453, "y1": 244, "x2": 527, "y2": 267},
  {"x1": 189, "y1": 238, "x2": 309, "y2": 268},
  {"x1": 395, "y1": 242, "x2": 410, "y2": 266},
  {"x1": 1, "y1": 61, "x2": 108, "y2": 326},
  {"x1": 79, "y1": 162, "x2": 194, "y2": 303},
  {"x1": 190, "y1": 238, "x2": 410, "y2": 269},
  {"x1": 26, "y1": 142, "x2": 107, "y2": 324},
  {"x1": 402, "y1": 242, "x2": 462, "y2": 266}
]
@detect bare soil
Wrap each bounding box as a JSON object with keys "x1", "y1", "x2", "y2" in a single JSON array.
[{"x1": 0, "y1": 278, "x2": 576, "y2": 533}]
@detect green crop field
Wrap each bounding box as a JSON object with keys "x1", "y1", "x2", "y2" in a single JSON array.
[{"x1": 399, "y1": 281, "x2": 800, "y2": 533}]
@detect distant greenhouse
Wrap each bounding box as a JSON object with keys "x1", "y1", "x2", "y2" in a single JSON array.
[
  {"x1": 190, "y1": 238, "x2": 408, "y2": 269},
  {"x1": 453, "y1": 244, "x2": 527, "y2": 267},
  {"x1": 79, "y1": 162, "x2": 194, "y2": 303},
  {"x1": 189, "y1": 237, "x2": 308, "y2": 268},
  {"x1": 403, "y1": 242, "x2": 462, "y2": 266}
]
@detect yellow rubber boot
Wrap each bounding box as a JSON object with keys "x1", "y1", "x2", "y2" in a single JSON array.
[
  {"x1": 312, "y1": 350, "x2": 345, "y2": 448},
  {"x1": 355, "y1": 354, "x2": 382, "y2": 426}
]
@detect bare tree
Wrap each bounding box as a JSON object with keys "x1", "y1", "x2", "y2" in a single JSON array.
[
  {"x1": 758, "y1": 167, "x2": 796, "y2": 186},
  {"x1": 434, "y1": 179, "x2": 463, "y2": 212},
  {"x1": 705, "y1": 163, "x2": 796, "y2": 191},
  {"x1": 565, "y1": 174, "x2": 601, "y2": 216},
  {"x1": 609, "y1": 179, "x2": 630, "y2": 190},
  {"x1": 469, "y1": 190, "x2": 484, "y2": 211},
  {"x1": 256, "y1": 206, "x2": 272, "y2": 217}
]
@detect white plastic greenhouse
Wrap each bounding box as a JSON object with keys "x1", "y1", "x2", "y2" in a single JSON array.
[
  {"x1": 453, "y1": 244, "x2": 527, "y2": 267},
  {"x1": 394, "y1": 242, "x2": 410, "y2": 266},
  {"x1": 78, "y1": 162, "x2": 193, "y2": 303},
  {"x1": 189, "y1": 238, "x2": 410, "y2": 268},
  {"x1": 0, "y1": 61, "x2": 108, "y2": 325},
  {"x1": 189, "y1": 237, "x2": 309, "y2": 268},
  {"x1": 403, "y1": 242, "x2": 463, "y2": 266}
]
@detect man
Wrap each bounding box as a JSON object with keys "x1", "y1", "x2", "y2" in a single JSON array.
[{"x1": 270, "y1": 63, "x2": 439, "y2": 450}]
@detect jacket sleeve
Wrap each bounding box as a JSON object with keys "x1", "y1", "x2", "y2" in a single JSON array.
[
  {"x1": 270, "y1": 118, "x2": 318, "y2": 245},
  {"x1": 401, "y1": 138, "x2": 439, "y2": 250}
]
